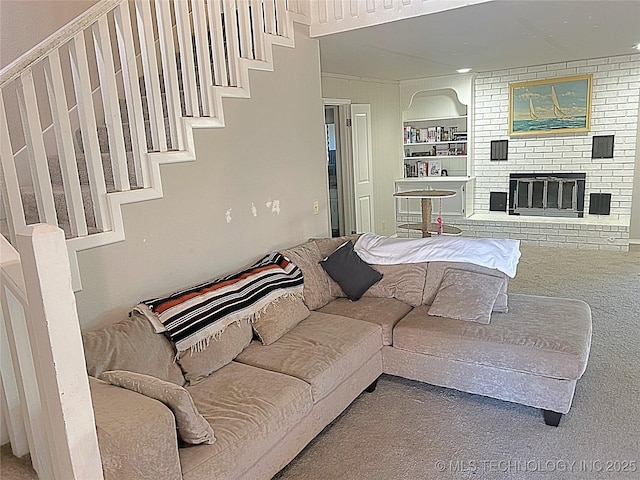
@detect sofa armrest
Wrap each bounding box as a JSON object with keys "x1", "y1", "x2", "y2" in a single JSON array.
[{"x1": 89, "y1": 376, "x2": 182, "y2": 480}]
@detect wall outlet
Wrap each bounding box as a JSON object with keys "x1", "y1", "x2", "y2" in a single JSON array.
[
  {"x1": 313, "y1": 201, "x2": 319, "y2": 215},
  {"x1": 381, "y1": 220, "x2": 386, "y2": 230}
]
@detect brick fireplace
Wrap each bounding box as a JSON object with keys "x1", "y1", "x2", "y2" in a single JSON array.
[{"x1": 461, "y1": 55, "x2": 638, "y2": 251}]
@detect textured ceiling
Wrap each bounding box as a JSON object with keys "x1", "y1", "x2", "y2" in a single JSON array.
[{"x1": 318, "y1": 0, "x2": 640, "y2": 81}]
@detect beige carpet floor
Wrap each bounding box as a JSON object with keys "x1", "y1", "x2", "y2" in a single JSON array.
[{"x1": 2, "y1": 246, "x2": 639, "y2": 479}]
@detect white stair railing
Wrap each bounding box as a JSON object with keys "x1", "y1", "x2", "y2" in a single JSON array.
[
  {"x1": 1, "y1": 227, "x2": 103, "y2": 479},
  {"x1": 0, "y1": 0, "x2": 303, "y2": 291}
]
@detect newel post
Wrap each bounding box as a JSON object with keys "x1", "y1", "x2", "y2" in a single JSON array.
[{"x1": 16, "y1": 224, "x2": 103, "y2": 480}]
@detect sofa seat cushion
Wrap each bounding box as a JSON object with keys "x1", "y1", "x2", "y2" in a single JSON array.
[
  {"x1": 317, "y1": 297, "x2": 412, "y2": 346},
  {"x1": 393, "y1": 294, "x2": 591, "y2": 380},
  {"x1": 235, "y1": 312, "x2": 383, "y2": 402},
  {"x1": 180, "y1": 361, "x2": 312, "y2": 480}
]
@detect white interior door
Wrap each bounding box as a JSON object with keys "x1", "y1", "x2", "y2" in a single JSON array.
[{"x1": 351, "y1": 104, "x2": 374, "y2": 233}]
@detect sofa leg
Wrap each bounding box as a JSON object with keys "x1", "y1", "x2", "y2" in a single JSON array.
[
  {"x1": 365, "y1": 379, "x2": 378, "y2": 393},
  {"x1": 542, "y1": 409, "x2": 563, "y2": 427}
]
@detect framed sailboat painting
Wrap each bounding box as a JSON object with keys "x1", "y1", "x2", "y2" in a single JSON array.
[{"x1": 508, "y1": 74, "x2": 592, "y2": 135}]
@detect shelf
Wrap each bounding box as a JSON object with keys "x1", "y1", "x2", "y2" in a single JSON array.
[
  {"x1": 404, "y1": 115, "x2": 467, "y2": 122},
  {"x1": 404, "y1": 140, "x2": 466, "y2": 146},
  {"x1": 396, "y1": 176, "x2": 475, "y2": 182},
  {"x1": 404, "y1": 155, "x2": 467, "y2": 160}
]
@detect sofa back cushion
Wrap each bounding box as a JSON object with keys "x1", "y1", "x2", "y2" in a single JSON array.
[
  {"x1": 281, "y1": 241, "x2": 334, "y2": 310},
  {"x1": 312, "y1": 236, "x2": 426, "y2": 307},
  {"x1": 423, "y1": 262, "x2": 509, "y2": 312},
  {"x1": 82, "y1": 314, "x2": 185, "y2": 386},
  {"x1": 252, "y1": 295, "x2": 311, "y2": 345},
  {"x1": 365, "y1": 263, "x2": 427, "y2": 307},
  {"x1": 312, "y1": 234, "x2": 361, "y2": 258},
  {"x1": 177, "y1": 319, "x2": 253, "y2": 385}
]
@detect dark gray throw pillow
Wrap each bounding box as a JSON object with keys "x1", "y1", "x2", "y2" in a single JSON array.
[{"x1": 319, "y1": 241, "x2": 383, "y2": 301}]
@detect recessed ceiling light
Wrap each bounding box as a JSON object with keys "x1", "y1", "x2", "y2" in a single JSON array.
[{"x1": 457, "y1": 68, "x2": 472, "y2": 74}]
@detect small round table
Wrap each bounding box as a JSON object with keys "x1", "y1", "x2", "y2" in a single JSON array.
[{"x1": 393, "y1": 189, "x2": 461, "y2": 237}]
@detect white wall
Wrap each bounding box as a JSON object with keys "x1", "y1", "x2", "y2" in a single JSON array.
[
  {"x1": 321, "y1": 74, "x2": 402, "y2": 236},
  {"x1": 473, "y1": 55, "x2": 640, "y2": 223},
  {"x1": 74, "y1": 23, "x2": 330, "y2": 329}
]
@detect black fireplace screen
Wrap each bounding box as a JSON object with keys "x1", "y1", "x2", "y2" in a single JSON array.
[{"x1": 509, "y1": 173, "x2": 585, "y2": 218}]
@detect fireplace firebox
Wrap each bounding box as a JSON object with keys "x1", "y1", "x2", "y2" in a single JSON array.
[{"x1": 509, "y1": 173, "x2": 585, "y2": 218}]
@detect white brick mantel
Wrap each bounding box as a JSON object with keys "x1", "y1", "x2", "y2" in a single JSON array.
[{"x1": 468, "y1": 55, "x2": 639, "y2": 251}]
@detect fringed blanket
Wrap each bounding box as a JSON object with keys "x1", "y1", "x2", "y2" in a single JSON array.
[
  {"x1": 354, "y1": 233, "x2": 521, "y2": 278},
  {"x1": 134, "y1": 252, "x2": 304, "y2": 353}
]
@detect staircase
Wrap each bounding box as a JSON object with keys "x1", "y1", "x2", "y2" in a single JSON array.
[
  {"x1": 0, "y1": 1, "x2": 315, "y2": 477},
  {"x1": 0, "y1": 0, "x2": 310, "y2": 290}
]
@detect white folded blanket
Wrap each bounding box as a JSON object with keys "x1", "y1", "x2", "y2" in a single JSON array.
[{"x1": 354, "y1": 233, "x2": 521, "y2": 278}]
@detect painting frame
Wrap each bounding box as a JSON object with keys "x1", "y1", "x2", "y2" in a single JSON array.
[{"x1": 508, "y1": 74, "x2": 592, "y2": 136}]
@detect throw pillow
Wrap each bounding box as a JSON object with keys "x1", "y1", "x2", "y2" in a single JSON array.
[
  {"x1": 319, "y1": 241, "x2": 383, "y2": 301},
  {"x1": 177, "y1": 319, "x2": 253, "y2": 385},
  {"x1": 428, "y1": 269, "x2": 504, "y2": 324},
  {"x1": 312, "y1": 235, "x2": 362, "y2": 298},
  {"x1": 281, "y1": 241, "x2": 334, "y2": 310},
  {"x1": 99, "y1": 370, "x2": 215, "y2": 445},
  {"x1": 252, "y1": 295, "x2": 311, "y2": 345},
  {"x1": 422, "y1": 261, "x2": 509, "y2": 313}
]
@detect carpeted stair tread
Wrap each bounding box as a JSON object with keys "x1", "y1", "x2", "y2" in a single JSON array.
[
  {"x1": 75, "y1": 117, "x2": 175, "y2": 154},
  {"x1": 47, "y1": 152, "x2": 139, "y2": 191},
  {"x1": 20, "y1": 183, "x2": 96, "y2": 237}
]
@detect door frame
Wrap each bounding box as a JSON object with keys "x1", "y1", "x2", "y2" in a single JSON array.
[{"x1": 323, "y1": 98, "x2": 355, "y2": 235}]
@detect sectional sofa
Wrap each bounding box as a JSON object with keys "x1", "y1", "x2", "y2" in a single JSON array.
[{"x1": 83, "y1": 234, "x2": 592, "y2": 480}]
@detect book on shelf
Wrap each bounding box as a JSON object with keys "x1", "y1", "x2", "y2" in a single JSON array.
[
  {"x1": 428, "y1": 160, "x2": 441, "y2": 177},
  {"x1": 453, "y1": 132, "x2": 467, "y2": 141},
  {"x1": 435, "y1": 144, "x2": 449, "y2": 155},
  {"x1": 405, "y1": 161, "x2": 429, "y2": 178}
]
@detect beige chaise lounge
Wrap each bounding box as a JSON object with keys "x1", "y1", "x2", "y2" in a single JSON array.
[{"x1": 84, "y1": 235, "x2": 592, "y2": 479}]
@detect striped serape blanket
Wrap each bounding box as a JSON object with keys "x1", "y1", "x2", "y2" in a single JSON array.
[{"x1": 134, "y1": 252, "x2": 303, "y2": 353}]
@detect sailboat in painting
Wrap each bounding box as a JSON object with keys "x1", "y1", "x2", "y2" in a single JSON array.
[
  {"x1": 551, "y1": 86, "x2": 572, "y2": 119},
  {"x1": 529, "y1": 98, "x2": 539, "y2": 120}
]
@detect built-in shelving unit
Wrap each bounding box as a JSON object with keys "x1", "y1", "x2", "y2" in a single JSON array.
[
  {"x1": 395, "y1": 75, "x2": 476, "y2": 236},
  {"x1": 403, "y1": 115, "x2": 468, "y2": 178}
]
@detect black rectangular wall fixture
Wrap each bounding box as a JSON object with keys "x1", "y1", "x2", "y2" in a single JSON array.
[
  {"x1": 589, "y1": 193, "x2": 612, "y2": 215},
  {"x1": 592, "y1": 135, "x2": 614, "y2": 159},
  {"x1": 490, "y1": 140, "x2": 508, "y2": 161},
  {"x1": 490, "y1": 192, "x2": 507, "y2": 212}
]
